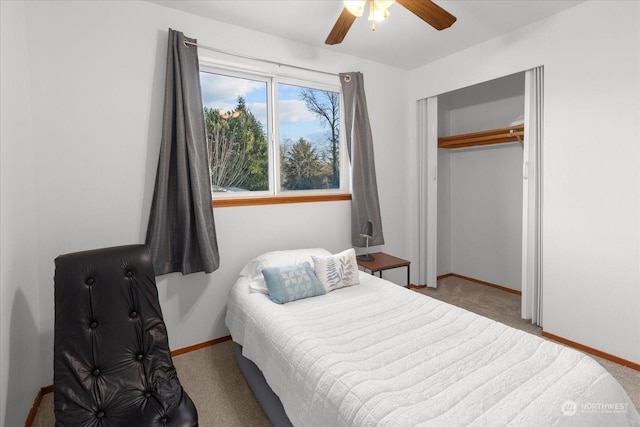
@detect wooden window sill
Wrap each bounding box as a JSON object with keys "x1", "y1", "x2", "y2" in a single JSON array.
[{"x1": 212, "y1": 193, "x2": 351, "y2": 208}]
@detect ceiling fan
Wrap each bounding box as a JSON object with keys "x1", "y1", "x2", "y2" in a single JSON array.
[{"x1": 325, "y1": 0, "x2": 457, "y2": 45}]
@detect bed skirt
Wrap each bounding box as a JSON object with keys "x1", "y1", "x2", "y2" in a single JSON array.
[{"x1": 234, "y1": 343, "x2": 293, "y2": 427}]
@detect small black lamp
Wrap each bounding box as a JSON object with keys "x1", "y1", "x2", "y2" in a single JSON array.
[{"x1": 357, "y1": 220, "x2": 375, "y2": 261}]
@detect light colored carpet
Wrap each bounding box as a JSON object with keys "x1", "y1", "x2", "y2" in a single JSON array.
[{"x1": 31, "y1": 276, "x2": 639, "y2": 425}]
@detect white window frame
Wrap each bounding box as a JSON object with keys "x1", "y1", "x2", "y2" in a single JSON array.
[{"x1": 199, "y1": 59, "x2": 350, "y2": 200}]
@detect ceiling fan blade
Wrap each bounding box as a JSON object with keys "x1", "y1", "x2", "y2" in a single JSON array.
[
  {"x1": 325, "y1": 7, "x2": 358, "y2": 45},
  {"x1": 396, "y1": 0, "x2": 457, "y2": 30}
]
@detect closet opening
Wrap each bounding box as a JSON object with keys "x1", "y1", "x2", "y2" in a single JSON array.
[
  {"x1": 437, "y1": 71, "x2": 525, "y2": 296},
  {"x1": 417, "y1": 68, "x2": 543, "y2": 325}
]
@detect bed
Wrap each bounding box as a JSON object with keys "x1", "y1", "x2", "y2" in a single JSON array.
[{"x1": 225, "y1": 248, "x2": 640, "y2": 426}]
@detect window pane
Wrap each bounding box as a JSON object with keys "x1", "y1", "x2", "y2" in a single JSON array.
[
  {"x1": 200, "y1": 71, "x2": 269, "y2": 193},
  {"x1": 278, "y1": 83, "x2": 340, "y2": 191}
]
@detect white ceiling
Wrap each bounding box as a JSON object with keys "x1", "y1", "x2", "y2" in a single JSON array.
[{"x1": 149, "y1": 0, "x2": 583, "y2": 70}]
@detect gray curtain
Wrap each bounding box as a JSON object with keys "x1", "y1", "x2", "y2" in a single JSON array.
[
  {"x1": 145, "y1": 29, "x2": 220, "y2": 275},
  {"x1": 340, "y1": 72, "x2": 385, "y2": 247}
]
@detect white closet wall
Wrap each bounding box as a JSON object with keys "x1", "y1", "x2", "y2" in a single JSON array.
[{"x1": 438, "y1": 72, "x2": 525, "y2": 291}]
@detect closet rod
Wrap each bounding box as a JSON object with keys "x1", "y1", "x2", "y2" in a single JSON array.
[
  {"x1": 438, "y1": 124, "x2": 525, "y2": 149},
  {"x1": 183, "y1": 40, "x2": 339, "y2": 78}
]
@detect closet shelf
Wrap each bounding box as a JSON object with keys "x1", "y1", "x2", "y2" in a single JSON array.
[{"x1": 438, "y1": 124, "x2": 524, "y2": 149}]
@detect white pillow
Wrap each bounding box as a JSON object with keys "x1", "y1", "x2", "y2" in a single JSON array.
[
  {"x1": 240, "y1": 248, "x2": 332, "y2": 294},
  {"x1": 312, "y1": 248, "x2": 360, "y2": 293},
  {"x1": 248, "y1": 278, "x2": 270, "y2": 294}
]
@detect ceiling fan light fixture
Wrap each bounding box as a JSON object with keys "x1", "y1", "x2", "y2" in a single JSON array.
[
  {"x1": 344, "y1": 0, "x2": 366, "y2": 17},
  {"x1": 327, "y1": 0, "x2": 454, "y2": 46},
  {"x1": 370, "y1": 0, "x2": 394, "y2": 21},
  {"x1": 218, "y1": 109, "x2": 241, "y2": 119},
  {"x1": 369, "y1": 6, "x2": 389, "y2": 22}
]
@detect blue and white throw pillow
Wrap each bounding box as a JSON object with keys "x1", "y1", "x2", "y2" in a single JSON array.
[
  {"x1": 312, "y1": 248, "x2": 360, "y2": 293},
  {"x1": 262, "y1": 262, "x2": 325, "y2": 304}
]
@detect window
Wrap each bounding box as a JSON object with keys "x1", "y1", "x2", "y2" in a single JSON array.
[
  {"x1": 200, "y1": 71, "x2": 269, "y2": 193},
  {"x1": 199, "y1": 66, "x2": 348, "y2": 201}
]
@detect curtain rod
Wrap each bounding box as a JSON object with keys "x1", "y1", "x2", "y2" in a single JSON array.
[{"x1": 183, "y1": 40, "x2": 339, "y2": 78}]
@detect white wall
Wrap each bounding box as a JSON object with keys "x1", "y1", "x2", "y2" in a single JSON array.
[
  {"x1": 438, "y1": 72, "x2": 525, "y2": 135},
  {"x1": 0, "y1": 2, "x2": 42, "y2": 426},
  {"x1": 437, "y1": 149, "x2": 452, "y2": 274},
  {"x1": 410, "y1": 1, "x2": 640, "y2": 363},
  {"x1": 0, "y1": 0, "x2": 411, "y2": 423},
  {"x1": 448, "y1": 144, "x2": 523, "y2": 290}
]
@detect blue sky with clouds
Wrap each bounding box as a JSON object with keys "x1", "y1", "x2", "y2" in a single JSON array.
[{"x1": 200, "y1": 71, "x2": 335, "y2": 151}]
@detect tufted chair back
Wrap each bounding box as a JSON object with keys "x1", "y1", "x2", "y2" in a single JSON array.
[{"x1": 54, "y1": 245, "x2": 198, "y2": 426}]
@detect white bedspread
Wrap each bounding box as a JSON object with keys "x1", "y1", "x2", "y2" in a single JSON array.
[{"x1": 226, "y1": 272, "x2": 640, "y2": 426}]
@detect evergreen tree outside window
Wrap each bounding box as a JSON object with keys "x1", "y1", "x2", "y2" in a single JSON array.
[
  {"x1": 279, "y1": 83, "x2": 340, "y2": 191},
  {"x1": 200, "y1": 72, "x2": 269, "y2": 193}
]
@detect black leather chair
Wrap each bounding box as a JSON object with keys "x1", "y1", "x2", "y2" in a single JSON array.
[{"x1": 54, "y1": 245, "x2": 198, "y2": 426}]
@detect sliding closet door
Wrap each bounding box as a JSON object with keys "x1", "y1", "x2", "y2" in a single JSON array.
[
  {"x1": 521, "y1": 66, "x2": 544, "y2": 325},
  {"x1": 417, "y1": 97, "x2": 438, "y2": 288}
]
